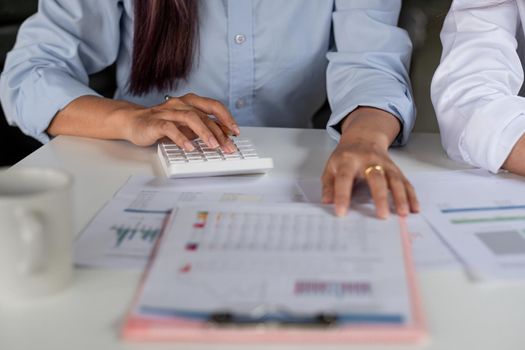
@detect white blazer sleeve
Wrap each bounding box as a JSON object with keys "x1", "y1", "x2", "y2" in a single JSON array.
[{"x1": 431, "y1": 0, "x2": 525, "y2": 173}]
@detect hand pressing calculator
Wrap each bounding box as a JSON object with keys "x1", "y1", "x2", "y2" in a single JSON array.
[{"x1": 157, "y1": 138, "x2": 274, "y2": 178}]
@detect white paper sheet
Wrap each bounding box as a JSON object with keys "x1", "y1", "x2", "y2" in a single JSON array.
[
  {"x1": 407, "y1": 170, "x2": 525, "y2": 281},
  {"x1": 74, "y1": 176, "x2": 306, "y2": 269},
  {"x1": 297, "y1": 178, "x2": 459, "y2": 270},
  {"x1": 80, "y1": 170, "x2": 500, "y2": 272},
  {"x1": 407, "y1": 169, "x2": 525, "y2": 210},
  {"x1": 137, "y1": 203, "x2": 414, "y2": 325},
  {"x1": 423, "y1": 205, "x2": 525, "y2": 281},
  {"x1": 74, "y1": 198, "x2": 167, "y2": 269}
]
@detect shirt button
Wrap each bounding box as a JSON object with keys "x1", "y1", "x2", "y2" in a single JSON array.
[
  {"x1": 235, "y1": 98, "x2": 246, "y2": 109},
  {"x1": 234, "y1": 34, "x2": 246, "y2": 45}
]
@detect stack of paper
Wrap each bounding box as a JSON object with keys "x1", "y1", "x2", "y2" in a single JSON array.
[
  {"x1": 75, "y1": 175, "x2": 459, "y2": 271},
  {"x1": 74, "y1": 176, "x2": 307, "y2": 269}
]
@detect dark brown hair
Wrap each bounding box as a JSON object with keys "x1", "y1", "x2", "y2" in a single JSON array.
[{"x1": 129, "y1": 0, "x2": 199, "y2": 95}]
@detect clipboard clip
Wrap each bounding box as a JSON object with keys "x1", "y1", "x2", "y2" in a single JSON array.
[{"x1": 209, "y1": 310, "x2": 339, "y2": 327}]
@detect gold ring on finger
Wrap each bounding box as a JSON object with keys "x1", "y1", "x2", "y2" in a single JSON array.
[{"x1": 364, "y1": 164, "x2": 385, "y2": 178}]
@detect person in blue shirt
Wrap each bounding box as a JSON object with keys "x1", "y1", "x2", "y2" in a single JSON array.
[{"x1": 0, "y1": 0, "x2": 419, "y2": 218}]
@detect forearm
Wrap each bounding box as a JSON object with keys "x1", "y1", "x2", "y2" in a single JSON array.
[
  {"x1": 339, "y1": 107, "x2": 401, "y2": 149},
  {"x1": 47, "y1": 95, "x2": 140, "y2": 140}
]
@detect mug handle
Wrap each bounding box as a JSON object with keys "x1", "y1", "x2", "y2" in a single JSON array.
[{"x1": 14, "y1": 207, "x2": 47, "y2": 275}]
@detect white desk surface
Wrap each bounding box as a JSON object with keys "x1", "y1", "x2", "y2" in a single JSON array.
[{"x1": 2, "y1": 127, "x2": 525, "y2": 350}]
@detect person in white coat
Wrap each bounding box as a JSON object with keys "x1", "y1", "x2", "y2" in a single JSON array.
[{"x1": 432, "y1": 0, "x2": 525, "y2": 175}]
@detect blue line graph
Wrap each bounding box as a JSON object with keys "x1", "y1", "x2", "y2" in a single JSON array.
[
  {"x1": 111, "y1": 224, "x2": 161, "y2": 247},
  {"x1": 441, "y1": 204, "x2": 525, "y2": 214}
]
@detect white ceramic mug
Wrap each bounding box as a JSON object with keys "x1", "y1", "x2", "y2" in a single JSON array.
[{"x1": 0, "y1": 167, "x2": 74, "y2": 300}]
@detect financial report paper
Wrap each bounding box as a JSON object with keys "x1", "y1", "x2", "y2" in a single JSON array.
[
  {"x1": 74, "y1": 175, "x2": 306, "y2": 269},
  {"x1": 75, "y1": 174, "x2": 459, "y2": 270},
  {"x1": 135, "y1": 203, "x2": 416, "y2": 325},
  {"x1": 410, "y1": 169, "x2": 525, "y2": 281}
]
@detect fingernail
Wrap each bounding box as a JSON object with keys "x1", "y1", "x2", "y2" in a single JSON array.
[
  {"x1": 335, "y1": 206, "x2": 346, "y2": 217},
  {"x1": 399, "y1": 205, "x2": 409, "y2": 216},
  {"x1": 232, "y1": 125, "x2": 240, "y2": 136},
  {"x1": 322, "y1": 196, "x2": 333, "y2": 204},
  {"x1": 378, "y1": 210, "x2": 389, "y2": 220},
  {"x1": 184, "y1": 141, "x2": 195, "y2": 151},
  {"x1": 209, "y1": 137, "x2": 219, "y2": 148}
]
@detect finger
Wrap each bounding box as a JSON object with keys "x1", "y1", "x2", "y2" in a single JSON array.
[
  {"x1": 163, "y1": 97, "x2": 217, "y2": 125},
  {"x1": 333, "y1": 171, "x2": 355, "y2": 217},
  {"x1": 161, "y1": 108, "x2": 222, "y2": 149},
  {"x1": 404, "y1": 180, "x2": 420, "y2": 213},
  {"x1": 321, "y1": 171, "x2": 335, "y2": 205},
  {"x1": 203, "y1": 118, "x2": 236, "y2": 153},
  {"x1": 172, "y1": 110, "x2": 220, "y2": 149},
  {"x1": 156, "y1": 120, "x2": 194, "y2": 151},
  {"x1": 180, "y1": 93, "x2": 240, "y2": 136},
  {"x1": 160, "y1": 100, "x2": 209, "y2": 122},
  {"x1": 387, "y1": 174, "x2": 409, "y2": 217},
  {"x1": 162, "y1": 97, "x2": 194, "y2": 110},
  {"x1": 177, "y1": 125, "x2": 198, "y2": 140},
  {"x1": 365, "y1": 169, "x2": 390, "y2": 219}
]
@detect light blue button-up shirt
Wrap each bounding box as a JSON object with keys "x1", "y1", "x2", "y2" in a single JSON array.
[{"x1": 0, "y1": 0, "x2": 415, "y2": 145}]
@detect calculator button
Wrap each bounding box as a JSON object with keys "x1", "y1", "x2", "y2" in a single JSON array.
[
  {"x1": 241, "y1": 153, "x2": 258, "y2": 158},
  {"x1": 167, "y1": 158, "x2": 187, "y2": 163},
  {"x1": 238, "y1": 148, "x2": 256, "y2": 153}
]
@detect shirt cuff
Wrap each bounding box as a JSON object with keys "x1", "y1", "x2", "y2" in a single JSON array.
[
  {"x1": 460, "y1": 96, "x2": 525, "y2": 173},
  {"x1": 326, "y1": 100, "x2": 412, "y2": 147},
  {"x1": 16, "y1": 69, "x2": 101, "y2": 143}
]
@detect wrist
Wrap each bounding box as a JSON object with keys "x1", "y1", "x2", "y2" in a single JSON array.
[
  {"x1": 107, "y1": 102, "x2": 145, "y2": 141},
  {"x1": 339, "y1": 130, "x2": 390, "y2": 150},
  {"x1": 339, "y1": 107, "x2": 401, "y2": 150}
]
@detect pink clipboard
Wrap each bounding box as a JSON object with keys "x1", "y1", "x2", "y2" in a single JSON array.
[{"x1": 121, "y1": 216, "x2": 426, "y2": 344}]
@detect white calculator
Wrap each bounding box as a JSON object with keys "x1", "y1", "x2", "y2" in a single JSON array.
[{"x1": 157, "y1": 138, "x2": 274, "y2": 178}]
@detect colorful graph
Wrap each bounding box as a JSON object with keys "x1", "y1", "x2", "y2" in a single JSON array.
[
  {"x1": 111, "y1": 224, "x2": 161, "y2": 248},
  {"x1": 193, "y1": 211, "x2": 208, "y2": 228},
  {"x1": 450, "y1": 215, "x2": 525, "y2": 225},
  {"x1": 441, "y1": 204, "x2": 525, "y2": 214}
]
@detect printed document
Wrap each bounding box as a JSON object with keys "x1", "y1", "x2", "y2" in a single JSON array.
[
  {"x1": 297, "y1": 178, "x2": 459, "y2": 270},
  {"x1": 424, "y1": 204, "x2": 525, "y2": 281},
  {"x1": 74, "y1": 176, "x2": 306, "y2": 269},
  {"x1": 136, "y1": 202, "x2": 415, "y2": 325},
  {"x1": 409, "y1": 170, "x2": 525, "y2": 281}
]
